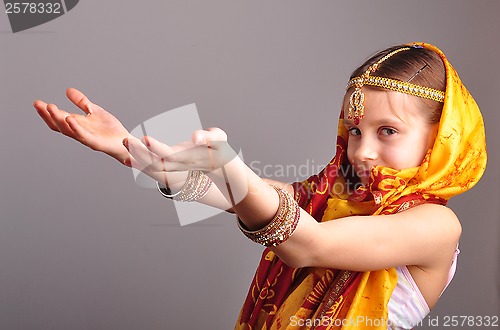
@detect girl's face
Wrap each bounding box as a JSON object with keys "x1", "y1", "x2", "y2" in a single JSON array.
[{"x1": 343, "y1": 88, "x2": 439, "y2": 186}]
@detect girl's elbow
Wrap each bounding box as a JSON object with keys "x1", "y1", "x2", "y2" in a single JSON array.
[
  {"x1": 282, "y1": 258, "x2": 306, "y2": 269},
  {"x1": 274, "y1": 251, "x2": 312, "y2": 269}
]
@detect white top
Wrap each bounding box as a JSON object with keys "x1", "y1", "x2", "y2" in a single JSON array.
[{"x1": 387, "y1": 248, "x2": 459, "y2": 329}]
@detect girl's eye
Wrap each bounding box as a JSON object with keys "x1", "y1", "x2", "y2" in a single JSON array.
[
  {"x1": 380, "y1": 127, "x2": 397, "y2": 136},
  {"x1": 348, "y1": 127, "x2": 361, "y2": 136}
]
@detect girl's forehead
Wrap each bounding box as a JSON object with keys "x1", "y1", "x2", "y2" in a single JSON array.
[{"x1": 343, "y1": 88, "x2": 423, "y2": 124}]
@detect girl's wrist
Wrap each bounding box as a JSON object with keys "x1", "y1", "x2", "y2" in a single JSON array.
[
  {"x1": 206, "y1": 155, "x2": 249, "y2": 207},
  {"x1": 159, "y1": 171, "x2": 190, "y2": 193},
  {"x1": 157, "y1": 170, "x2": 213, "y2": 202}
]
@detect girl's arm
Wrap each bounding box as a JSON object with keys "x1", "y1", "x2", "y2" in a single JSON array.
[
  {"x1": 130, "y1": 129, "x2": 461, "y2": 273},
  {"x1": 222, "y1": 154, "x2": 461, "y2": 272},
  {"x1": 34, "y1": 88, "x2": 251, "y2": 211}
]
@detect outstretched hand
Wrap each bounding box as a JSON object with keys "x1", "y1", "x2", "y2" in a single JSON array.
[
  {"x1": 124, "y1": 128, "x2": 239, "y2": 181},
  {"x1": 35, "y1": 90, "x2": 240, "y2": 190},
  {"x1": 124, "y1": 127, "x2": 247, "y2": 205},
  {"x1": 34, "y1": 88, "x2": 132, "y2": 165}
]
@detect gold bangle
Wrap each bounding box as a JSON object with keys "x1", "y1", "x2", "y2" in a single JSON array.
[
  {"x1": 238, "y1": 185, "x2": 301, "y2": 247},
  {"x1": 157, "y1": 170, "x2": 213, "y2": 202}
]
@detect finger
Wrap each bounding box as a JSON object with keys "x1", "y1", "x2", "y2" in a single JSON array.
[
  {"x1": 65, "y1": 115, "x2": 95, "y2": 147},
  {"x1": 192, "y1": 127, "x2": 227, "y2": 147},
  {"x1": 124, "y1": 137, "x2": 164, "y2": 172},
  {"x1": 192, "y1": 130, "x2": 206, "y2": 145},
  {"x1": 126, "y1": 153, "x2": 157, "y2": 175},
  {"x1": 142, "y1": 136, "x2": 202, "y2": 164},
  {"x1": 143, "y1": 140, "x2": 204, "y2": 172},
  {"x1": 122, "y1": 154, "x2": 165, "y2": 182},
  {"x1": 46, "y1": 104, "x2": 77, "y2": 138},
  {"x1": 192, "y1": 129, "x2": 220, "y2": 171},
  {"x1": 125, "y1": 153, "x2": 149, "y2": 171},
  {"x1": 206, "y1": 127, "x2": 227, "y2": 138},
  {"x1": 121, "y1": 140, "x2": 142, "y2": 169},
  {"x1": 142, "y1": 136, "x2": 217, "y2": 171},
  {"x1": 66, "y1": 88, "x2": 94, "y2": 115},
  {"x1": 164, "y1": 143, "x2": 214, "y2": 166},
  {"x1": 160, "y1": 161, "x2": 197, "y2": 172},
  {"x1": 193, "y1": 128, "x2": 237, "y2": 172},
  {"x1": 141, "y1": 136, "x2": 176, "y2": 158},
  {"x1": 34, "y1": 100, "x2": 59, "y2": 132},
  {"x1": 126, "y1": 153, "x2": 174, "y2": 183}
]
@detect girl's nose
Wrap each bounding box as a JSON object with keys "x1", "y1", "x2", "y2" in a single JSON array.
[{"x1": 354, "y1": 138, "x2": 378, "y2": 162}]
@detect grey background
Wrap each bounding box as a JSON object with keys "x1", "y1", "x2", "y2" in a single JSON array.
[{"x1": 0, "y1": 1, "x2": 498, "y2": 329}]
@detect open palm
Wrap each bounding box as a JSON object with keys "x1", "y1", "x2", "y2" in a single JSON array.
[{"x1": 34, "y1": 88, "x2": 132, "y2": 165}]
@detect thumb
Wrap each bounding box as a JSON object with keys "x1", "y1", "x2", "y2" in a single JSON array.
[{"x1": 192, "y1": 127, "x2": 227, "y2": 146}]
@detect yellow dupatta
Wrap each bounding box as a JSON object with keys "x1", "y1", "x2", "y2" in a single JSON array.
[{"x1": 236, "y1": 42, "x2": 487, "y2": 329}]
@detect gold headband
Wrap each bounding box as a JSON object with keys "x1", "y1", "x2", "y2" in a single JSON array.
[{"x1": 346, "y1": 47, "x2": 445, "y2": 124}]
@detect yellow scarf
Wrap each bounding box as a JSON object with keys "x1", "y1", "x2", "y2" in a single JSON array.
[{"x1": 236, "y1": 42, "x2": 486, "y2": 329}]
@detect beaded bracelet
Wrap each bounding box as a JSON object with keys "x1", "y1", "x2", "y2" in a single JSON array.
[
  {"x1": 238, "y1": 185, "x2": 300, "y2": 247},
  {"x1": 157, "y1": 170, "x2": 213, "y2": 202}
]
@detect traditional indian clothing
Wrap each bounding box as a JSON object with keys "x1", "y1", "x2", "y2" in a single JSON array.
[{"x1": 235, "y1": 42, "x2": 487, "y2": 329}]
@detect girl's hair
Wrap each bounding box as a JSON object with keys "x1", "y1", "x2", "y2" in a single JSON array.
[{"x1": 350, "y1": 45, "x2": 446, "y2": 124}]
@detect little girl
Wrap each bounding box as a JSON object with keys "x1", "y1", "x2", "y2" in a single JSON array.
[{"x1": 35, "y1": 42, "x2": 486, "y2": 329}]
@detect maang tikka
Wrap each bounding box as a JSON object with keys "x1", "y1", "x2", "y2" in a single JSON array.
[{"x1": 346, "y1": 46, "x2": 445, "y2": 125}]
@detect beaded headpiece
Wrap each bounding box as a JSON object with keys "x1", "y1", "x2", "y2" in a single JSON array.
[{"x1": 346, "y1": 47, "x2": 445, "y2": 124}]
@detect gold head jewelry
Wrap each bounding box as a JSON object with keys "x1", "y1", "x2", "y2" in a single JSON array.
[{"x1": 346, "y1": 47, "x2": 445, "y2": 124}]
